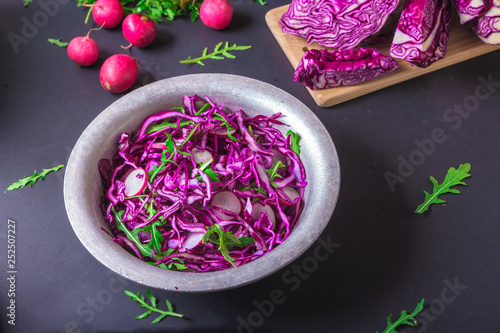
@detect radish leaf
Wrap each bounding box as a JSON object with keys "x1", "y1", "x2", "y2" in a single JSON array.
[{"x1": 415, "y1": 163, "x2": 471, "y2": 213}]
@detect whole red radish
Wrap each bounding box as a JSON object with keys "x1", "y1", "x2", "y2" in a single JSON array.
[
  {"x1": 99, "y1": 54, "x2": 139, "y2": 93},
  {"x1": 67, "y1": 30, "x2": 99, "y2": 67},
  {"x1": 200, "y1": 0, "x2": 233, "y2": 30},
  {"x1": 122, "y1": 13, "x2": 157, "y2": 48},
  {"x1": 90, "y1": 0, "x2": 124, "y2": 29}
]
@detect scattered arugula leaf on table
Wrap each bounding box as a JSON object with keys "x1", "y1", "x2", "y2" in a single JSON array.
[
  {"x1": 47, "y1": 38, "x2": 69, "y2": 47},
  {"x1": 124, "y1": 290, "x2": 183, "y2": 324},
  {"x1": 23, "y1": 0, "x2": 33, "y2": 7},
  {"x1": 377, "y1": 299, "x2": 425, "y2": 333},
  {"x1": 179, "y1": 42, "x2": 252, "y2": 66},
  {"x1": 7, "y1": 165, "x2": 64, "y2": 191},
  {"x1": 415, "y1": 163, "x2": 471, "y2": 214}
]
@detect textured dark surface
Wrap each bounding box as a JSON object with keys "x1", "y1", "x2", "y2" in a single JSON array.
[{"x1": 1, "y1": 1, "x2": 500, "y2": 332}]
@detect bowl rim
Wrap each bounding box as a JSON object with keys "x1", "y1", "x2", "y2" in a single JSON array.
[{"x1": 63, "y1": 73, "x2": 340, "y2": 292}]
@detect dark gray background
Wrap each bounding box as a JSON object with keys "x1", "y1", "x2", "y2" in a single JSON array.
[{"x1": 1, "y1": 0, "x2": 499, "y2": 332}]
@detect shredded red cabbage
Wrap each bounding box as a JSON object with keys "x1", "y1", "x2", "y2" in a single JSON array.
[{"x1": 98, "y1": 94, "x2": 307, "y2": 272}]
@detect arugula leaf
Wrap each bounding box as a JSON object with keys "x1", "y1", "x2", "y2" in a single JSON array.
[
  {"x1": 150, "y1": 220, "x2": 164, "y2": 255},
  {"x1": 265, "y1": 161, "x2": 285, "y2": 188},
  {"x1": 7, "y1": 165, "x2": 64, "y2": 191},
  {"x1": 197, "y1": 158, "x2": 221, "y2": 183},
  {"x1": 124, "y1": 290, "x2": 183, "y2": 324},
  {"x1": 47, "y1": 38, "x2": 68, "y2": 47},
  {"x1": 377, "y1": 299, "x2": 425, "y2": 333},
  {"x1": 113, "y1": 209, "x2": 156, "y2": 260},
  {"x1": 202, "y1": 224, "x2": 254, "y2": 267},
  {"x1": 415, "y1": 163, "x2": 471, "y2": 213},
  {"x1": 23, "y1": 0, "x2": 33, "y2": 7},
  {"x1": 287, "y1": 130, "x2": 301, "y2": 156},
  {"x1": 148, "y1": 137, "x2": 177, "y2": 181},
  {"x1": 147, "y1": 119, "x2": 193, "y2": 134},
  {"x1": 179, "y1": 42, "x2": 252, "y2": 66}
]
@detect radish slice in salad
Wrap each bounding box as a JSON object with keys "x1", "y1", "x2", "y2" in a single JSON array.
[
  {"x1": 193, "y1": 148, "x2": 213, "y2": 164},
  {"x1": 211, "y1": 190, "x2": 242, "y2": 220},
  {"x1": 181, "y1": 232, "x2": 205, "y2": 250},
  {"x1": 252, "y1": 202, "x2": 276, "y2": 227},
  {"x1": 122, "y1": 167, "x2": 147, "y2": 196},
  {"x1": 278, "y1": 186, "x2": 300, "y2": 206}
]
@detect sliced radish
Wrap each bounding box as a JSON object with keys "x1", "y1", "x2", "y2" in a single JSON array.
[
  {"x1": 122, "y1": 167, "x2": 148, "y2": 196},
  {"x1": 210, "y1": 190, "x2": 242, "y2": 220},
  {"x1": 271, "y1": 149, "x2": 287, "y2": 167},
  {"x1": 278, "y1": 186, "x2": 300, "y2": 206},
  {"x1": 209, "y1": 126, "x2": 236, "y2": 137},
  {"x1": 150, "y1": 142, "x2": 167, "y2": 150},
  {"x1": 193, "y1": 148, "x2": 213, "y2": 164},
  {"x1": 181, "y1": 232, "x2": 205, "y2": 250},
  {"x1": 252, "y1": 202, "x2": 276, "y2": 227}
]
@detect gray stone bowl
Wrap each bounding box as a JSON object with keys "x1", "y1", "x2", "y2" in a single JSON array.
[{"x1": 63, "y1": 74, "x2": 340, "y2": 292}]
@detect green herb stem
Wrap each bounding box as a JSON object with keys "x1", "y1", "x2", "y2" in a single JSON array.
[
  {"x1": 124, "y1": 290, "x2": 183, "y2": 324},
  {"x1": 179, "y1": 42, "x2": 252, "y2": 66},
  {"x1": 7, "y1": 165, "x2": 64, "y2": 191}
]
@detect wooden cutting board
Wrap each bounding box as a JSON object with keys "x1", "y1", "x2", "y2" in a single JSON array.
[{"x1": 265, "y1": 5, "x2": 500, "y2": 108}]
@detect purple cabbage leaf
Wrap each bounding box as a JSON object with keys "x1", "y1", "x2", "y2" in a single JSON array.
[
  {"x1": 279, "y1": 0, "x2": 401, "y2": 49},
  {"x1": 390, "y1": 0, "x2": 452, "y2": 68},
  {"x1": 453, "y1": 0, "x2": 493, "y2": 24},
  {"x1": 294, "y1": 47, "x2": 399, "y2": 90},
  {"x1": 466, "y1": 0, "x2": 500, "y2": 44}
]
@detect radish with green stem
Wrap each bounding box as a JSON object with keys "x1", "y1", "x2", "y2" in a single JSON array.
[
  {"x1": 84, "y1": 0, "x2": 124, "y2": 29},
  {"x1": 99, "y1": 54, "x2": 140, "y2": 93},
  {"x1": 67, "y1": 27, "x2": 100, "y2": 66},
  {"x1": 200, "y1": 0, "x2": 233, "y2": 30},
  {"x1": 121, "y1": 13, "x2": 157, "y2": 48}
]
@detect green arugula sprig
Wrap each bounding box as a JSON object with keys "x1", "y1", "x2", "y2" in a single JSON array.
[
  {"x1": 23, "y1": 0, "x2": 33, "y2": 7},
  {"x1": 47, "y1": 38, "x2": 69, "y2": 47},
  {"x1": 287, "y1": 130, "x2": 301, "y2": 156},
  {"x1": 197, "y1": 158, "x2": 221, "y2": 183},
  {"x1": 266, "y1": 161, "x2": 285, "y2": 188},
  {"x1": 7, "y1": 165, "x2": 64, "y2": 191},
  {"x1": 179, "y1": 42, "x2": 252, "y2": 66},
  {"x1": 202, "y1": 223, "x2": 254, "y2": 267},
  {"x1": 113, "y1": 208, "x2": 187, "y2": 270},
  {"x1": 113, "y1": 209, "x2": 159, "y2": 260},
  {"x1": 377, "y1": 299, "x2": 425, "y2": 333},
  {"x1": 148, "y1": 136, "x2": 178, "y2": 182},
  {"x1": 415, "y1": 163, "x2": 471, "y2": 213},
  {"x1": 124, "y1": 290, "x2": 183, "y2": 324}
]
